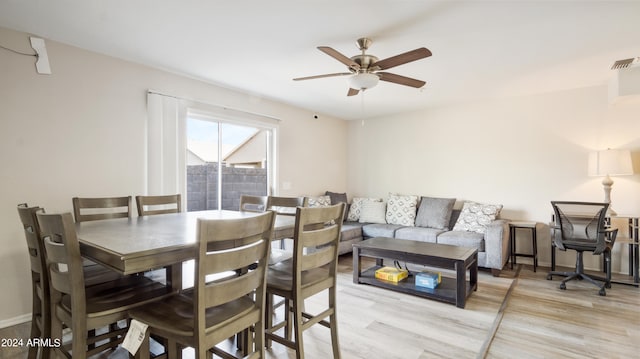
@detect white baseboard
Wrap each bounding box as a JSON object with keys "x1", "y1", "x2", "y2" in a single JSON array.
[{"x1": 0, "y1": 313, "x2": 31, "y2": 329}]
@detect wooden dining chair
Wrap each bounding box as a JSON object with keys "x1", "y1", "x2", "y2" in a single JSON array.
[
  {"x1": 17, "y1": 204, "x2": 50, "y2": 359},
  {"x1": 72, "y1": 196, "x2": 132, "y2": 223},
  {"x1": 36, "y1": 212, "x2": 172, "y2": 359},
  {"x1": 17, "y1": 203, "x2": 133, "y2": 359},
  {"x1": 267, "y1": 196, "x2": 308, "y2": 250},
  {"x1": 136, "y1": 194, "x2": 182, "y2": 217},
  {"x1": 135, "y1": 194, "x2": 182, "y2": 284},
  {"x1": 129, "y1": 211, "x2": 275, "y2": 359},
  {"x1": 265, "y1": 203, "x2": 345, "y2": 359},
  {"x1": 239, "y1": 194, "x2": 269, "y2": 213}
]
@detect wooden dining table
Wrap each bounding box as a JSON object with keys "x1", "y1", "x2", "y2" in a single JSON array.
[{"x1": 76, "y1": 210, "x2": 295, "y2": 291}]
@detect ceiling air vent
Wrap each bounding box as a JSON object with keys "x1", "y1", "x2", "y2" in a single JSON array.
[{"x1": 608, "y1": 57, "x2": 640, "y2": 104}]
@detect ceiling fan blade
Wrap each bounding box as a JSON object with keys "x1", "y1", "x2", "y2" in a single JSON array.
[
  {"x1": 378, "y1": 72, "x2": 426, "y2": 88},
  {"x1": 318, "y1": 46, "x2": 360, "y2": 70},
  {"x1": 293, "y1": 72, "x2": 352, "y2": 81},
  {"x1": 347, "y1": 88, "x2": 360, "y2": 97},
  {"x1": 372, "y1": 48, "x2": 432, "y2": 70}
]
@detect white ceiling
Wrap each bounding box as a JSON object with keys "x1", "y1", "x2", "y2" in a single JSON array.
[{"x1": 1, "y1": 0, "x2": 639, "y2": 120}]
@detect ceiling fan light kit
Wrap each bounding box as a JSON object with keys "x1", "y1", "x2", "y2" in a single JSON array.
[
  {"x1": 294, "y1": 37, "x2": 431, "y2": 96},
  {"x1": 348, "y1": 73, "x2": 379, "y2": 90}
]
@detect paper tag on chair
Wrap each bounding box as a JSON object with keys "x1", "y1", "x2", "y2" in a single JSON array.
[{"x1": 122, "y1": 319, "x2": 149, "y2": 355}]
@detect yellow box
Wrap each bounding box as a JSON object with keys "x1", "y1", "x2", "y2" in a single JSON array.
[{"x1": 375, "y1": 267, "x2": 409, "y2": 283}]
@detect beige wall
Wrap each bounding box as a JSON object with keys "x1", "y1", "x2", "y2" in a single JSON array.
[
  {"x1": 348, "y1": 86, "x2": 640, "y2": 272},
  {"x1": 0, "y1": 27, "x2": 348, "y2": 324}
]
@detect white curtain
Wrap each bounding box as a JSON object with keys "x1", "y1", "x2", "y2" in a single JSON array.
[{"x1": 145, "y1": 92, "x2": 187, "y2": 196}]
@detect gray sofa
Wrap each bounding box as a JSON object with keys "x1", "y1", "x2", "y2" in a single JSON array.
[{"x1": 333, "y1": 197, "x2": 509, "y2": 276}]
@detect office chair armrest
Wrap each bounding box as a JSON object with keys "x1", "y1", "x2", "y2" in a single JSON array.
[
  {"x1": 601, "y1": 227, "x2": 618, "y2": 244},
  {"x1": 551, "y1": 225, "x2": 566, "y2": 251}
]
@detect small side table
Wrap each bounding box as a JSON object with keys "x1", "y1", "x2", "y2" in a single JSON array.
[{"x1": 509, "y1": 221, "x2": 538, "y2": 272}]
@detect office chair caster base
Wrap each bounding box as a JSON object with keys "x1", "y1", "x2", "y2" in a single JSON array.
[
  {"x1": 559, "y1": 283, "x2": 566, "y2": 290},
  {"x1": 599, "y1": 288, "x2": 606, "y2": 296},
  {"x1": 546, "y1": 274, "x2": 552, "y2": 280}
]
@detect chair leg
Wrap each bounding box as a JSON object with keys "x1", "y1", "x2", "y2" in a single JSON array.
[
  {"x1": 28, "y1": 288, "x2": 41, "y2": 359},
  {"x1": 134, "y1": 331, "x2": 150, "y2": 359},
  {"x1": 27, "y1": 315, "x2": 39, "y2": 359},
  {"x1": 293, "y1": 298, "x2": 304, "y2": 359},
  {"x1": 284, "y1": 298, "x2": 292, "y2": 341},
  {"x1": 329, "y1": 288, "x2": 341, "y2": 359},
  {"x1": 265, "y1": 294, "x2": 273, "y2": 348},
  {"x1": 167, "y1": 340, "x2": 180, "y2": 359},
  {"x1": 254, "y1": 321, "x2": 265, "y2": 358}
]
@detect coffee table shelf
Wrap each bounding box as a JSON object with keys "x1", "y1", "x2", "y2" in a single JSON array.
[
  {"x1": 358, "y1": 266, "x2": 474, "y2": 305},
  {"x1": 353, "y1": 237, "x2": 478, "y2": 308}
]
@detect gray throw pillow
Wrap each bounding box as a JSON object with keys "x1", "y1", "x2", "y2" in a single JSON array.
[
  {"x1": 325, "y1": 191, "x2": 348, "y2": 204},
  {"x1": 415, "y1": 197, "x2": 456, "y2": 230}
]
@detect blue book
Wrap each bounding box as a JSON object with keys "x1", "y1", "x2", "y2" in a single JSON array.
[{"x1": 415, "y1": 271, "x2": 441, "y2": 289}]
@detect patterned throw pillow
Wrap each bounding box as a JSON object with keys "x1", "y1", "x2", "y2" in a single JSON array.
[
  {"x1": 358, "y1": 201, "x2": 387, "y2": 224},
  {"x1": 308, "y1": 195, "x2": 331, "y2": 207},
  {"x1": 347, "y1": 197, "x2": 382, "y2": 222},
  {"x1": 308, "y1": 195, "x2": 335, "y2": 224},
  {"x1": 452, "y1": 201, "x2": 503, "y2": 233},
  {"x1": 385, "y1": 193, "x2": 419, "y2": 226}
]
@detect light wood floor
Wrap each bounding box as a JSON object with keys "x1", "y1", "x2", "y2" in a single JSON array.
[{"x1": 2, "y1": 254, "x2": 638, "y2": 359}]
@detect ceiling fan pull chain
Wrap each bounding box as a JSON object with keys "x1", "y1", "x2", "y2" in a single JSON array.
[{"x1": 361, "y1": 91, "x2": 365, "y2": 127}]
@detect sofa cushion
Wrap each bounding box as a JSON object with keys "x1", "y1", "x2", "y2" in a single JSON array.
[
  {"x1": 437, "y1": 231, "x2": 485, "y2": 252},
  {"x1": 452, "y1": 201, "x2": 503, "y2": 234},
  {"x1": 362, "y1": 223, "x2": 403, "y2": 238},
  {"x1": 395, "y1": 227, "x2": 444, "y2": 243},
  {"x1": 347, "y1": 197, "x2": 382, "y2": 222},
  {"x1": 415, "y1": 197, "x2": 456, "y2": 230},
  {"x1": 359, "y1": 201, "x2": 387, "y2": 224},
  {"x1": 385, "y1": 193, "x2": 419, "y2": 226},
  {"x1": 341, "y1": 222, "x2": 365, "y2": 242}
]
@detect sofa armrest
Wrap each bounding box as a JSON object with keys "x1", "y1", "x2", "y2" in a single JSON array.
[{"x1": 484, "y1": 219, "x2": 510, "y2": 272}]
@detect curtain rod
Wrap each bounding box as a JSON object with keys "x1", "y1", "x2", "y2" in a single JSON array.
[{"x1": 147, "y1": 89, "x2": 281, "y2": 122}]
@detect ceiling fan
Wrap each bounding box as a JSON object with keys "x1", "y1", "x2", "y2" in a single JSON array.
[{"x1": 294, "y1": 37, "x2": 432, "y2": 96}]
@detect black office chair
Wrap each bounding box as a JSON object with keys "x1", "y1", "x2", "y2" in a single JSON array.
[{"x1": 547, "y1": 201, "x2": 618, "y2": 296}]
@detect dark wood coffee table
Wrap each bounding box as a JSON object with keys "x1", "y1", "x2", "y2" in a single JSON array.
[{"x1": 353, "y1": 237, "x2": 478, "y2": 308}]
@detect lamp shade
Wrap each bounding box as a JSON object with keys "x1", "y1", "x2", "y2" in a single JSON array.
[
  {"x1": 348, "y1": 73, "x2": 379, "y2": 90},
  {"x1": 588, "y1": 149, "x2": 634, "y2": 176}
]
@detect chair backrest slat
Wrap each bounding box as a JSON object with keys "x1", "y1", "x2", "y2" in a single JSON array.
[
  {"x1": 136, "y1": 194, "x2": 181, "y2": 217},
  {"x1": 204, "y1": 269, "x2": 263, "y2": 307},
  {"x1": 267, "y1": 196, "x2": 308, "y2": 216},
  {"x1": 73, "y1": 196, "x2": 132, "y2": 222},
  {"x1": 239, "y1": 195, "x2": 268, "y2": 213},
  {"x1": 37, "y1": 212, "x2": 87, "y2": 310},
  {"x1": 17, "y1": 204, "x2": 46, "y2": 275}
]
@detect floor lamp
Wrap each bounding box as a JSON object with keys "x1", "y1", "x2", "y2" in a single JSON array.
[{"x1": 588, "y1": 149, "x2": 634, "y2": 216}]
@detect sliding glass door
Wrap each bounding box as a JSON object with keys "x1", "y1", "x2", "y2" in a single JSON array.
[{"x1": 186, "y1": 115, "x2": 273, "y2": 211}]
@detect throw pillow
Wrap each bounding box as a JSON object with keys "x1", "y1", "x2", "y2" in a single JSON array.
[
  {"x1": 385, "y1": 193, "x2": 419, "y2": 226},
  {"x1": 415, "y1": 197, "x2": 456, "y2": 230},
  {"x1": 452, "y1": 201, "x2": 503, "y2": 234},
  {"x1": 359, "y1": 201, "x2": 387, "y2": 224},
  {"x1": 347, "y1": 197, "x2": 382, "y2": 222},
  {"x1": 308, "y1": 195, "x2": 331, "y2": 207},
  {"x1": 307, "y1": 195, "x2": 336, "y2": 224},
  {"x1": 325, "y1": 191, "x2": 348, "y2": 204}
]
